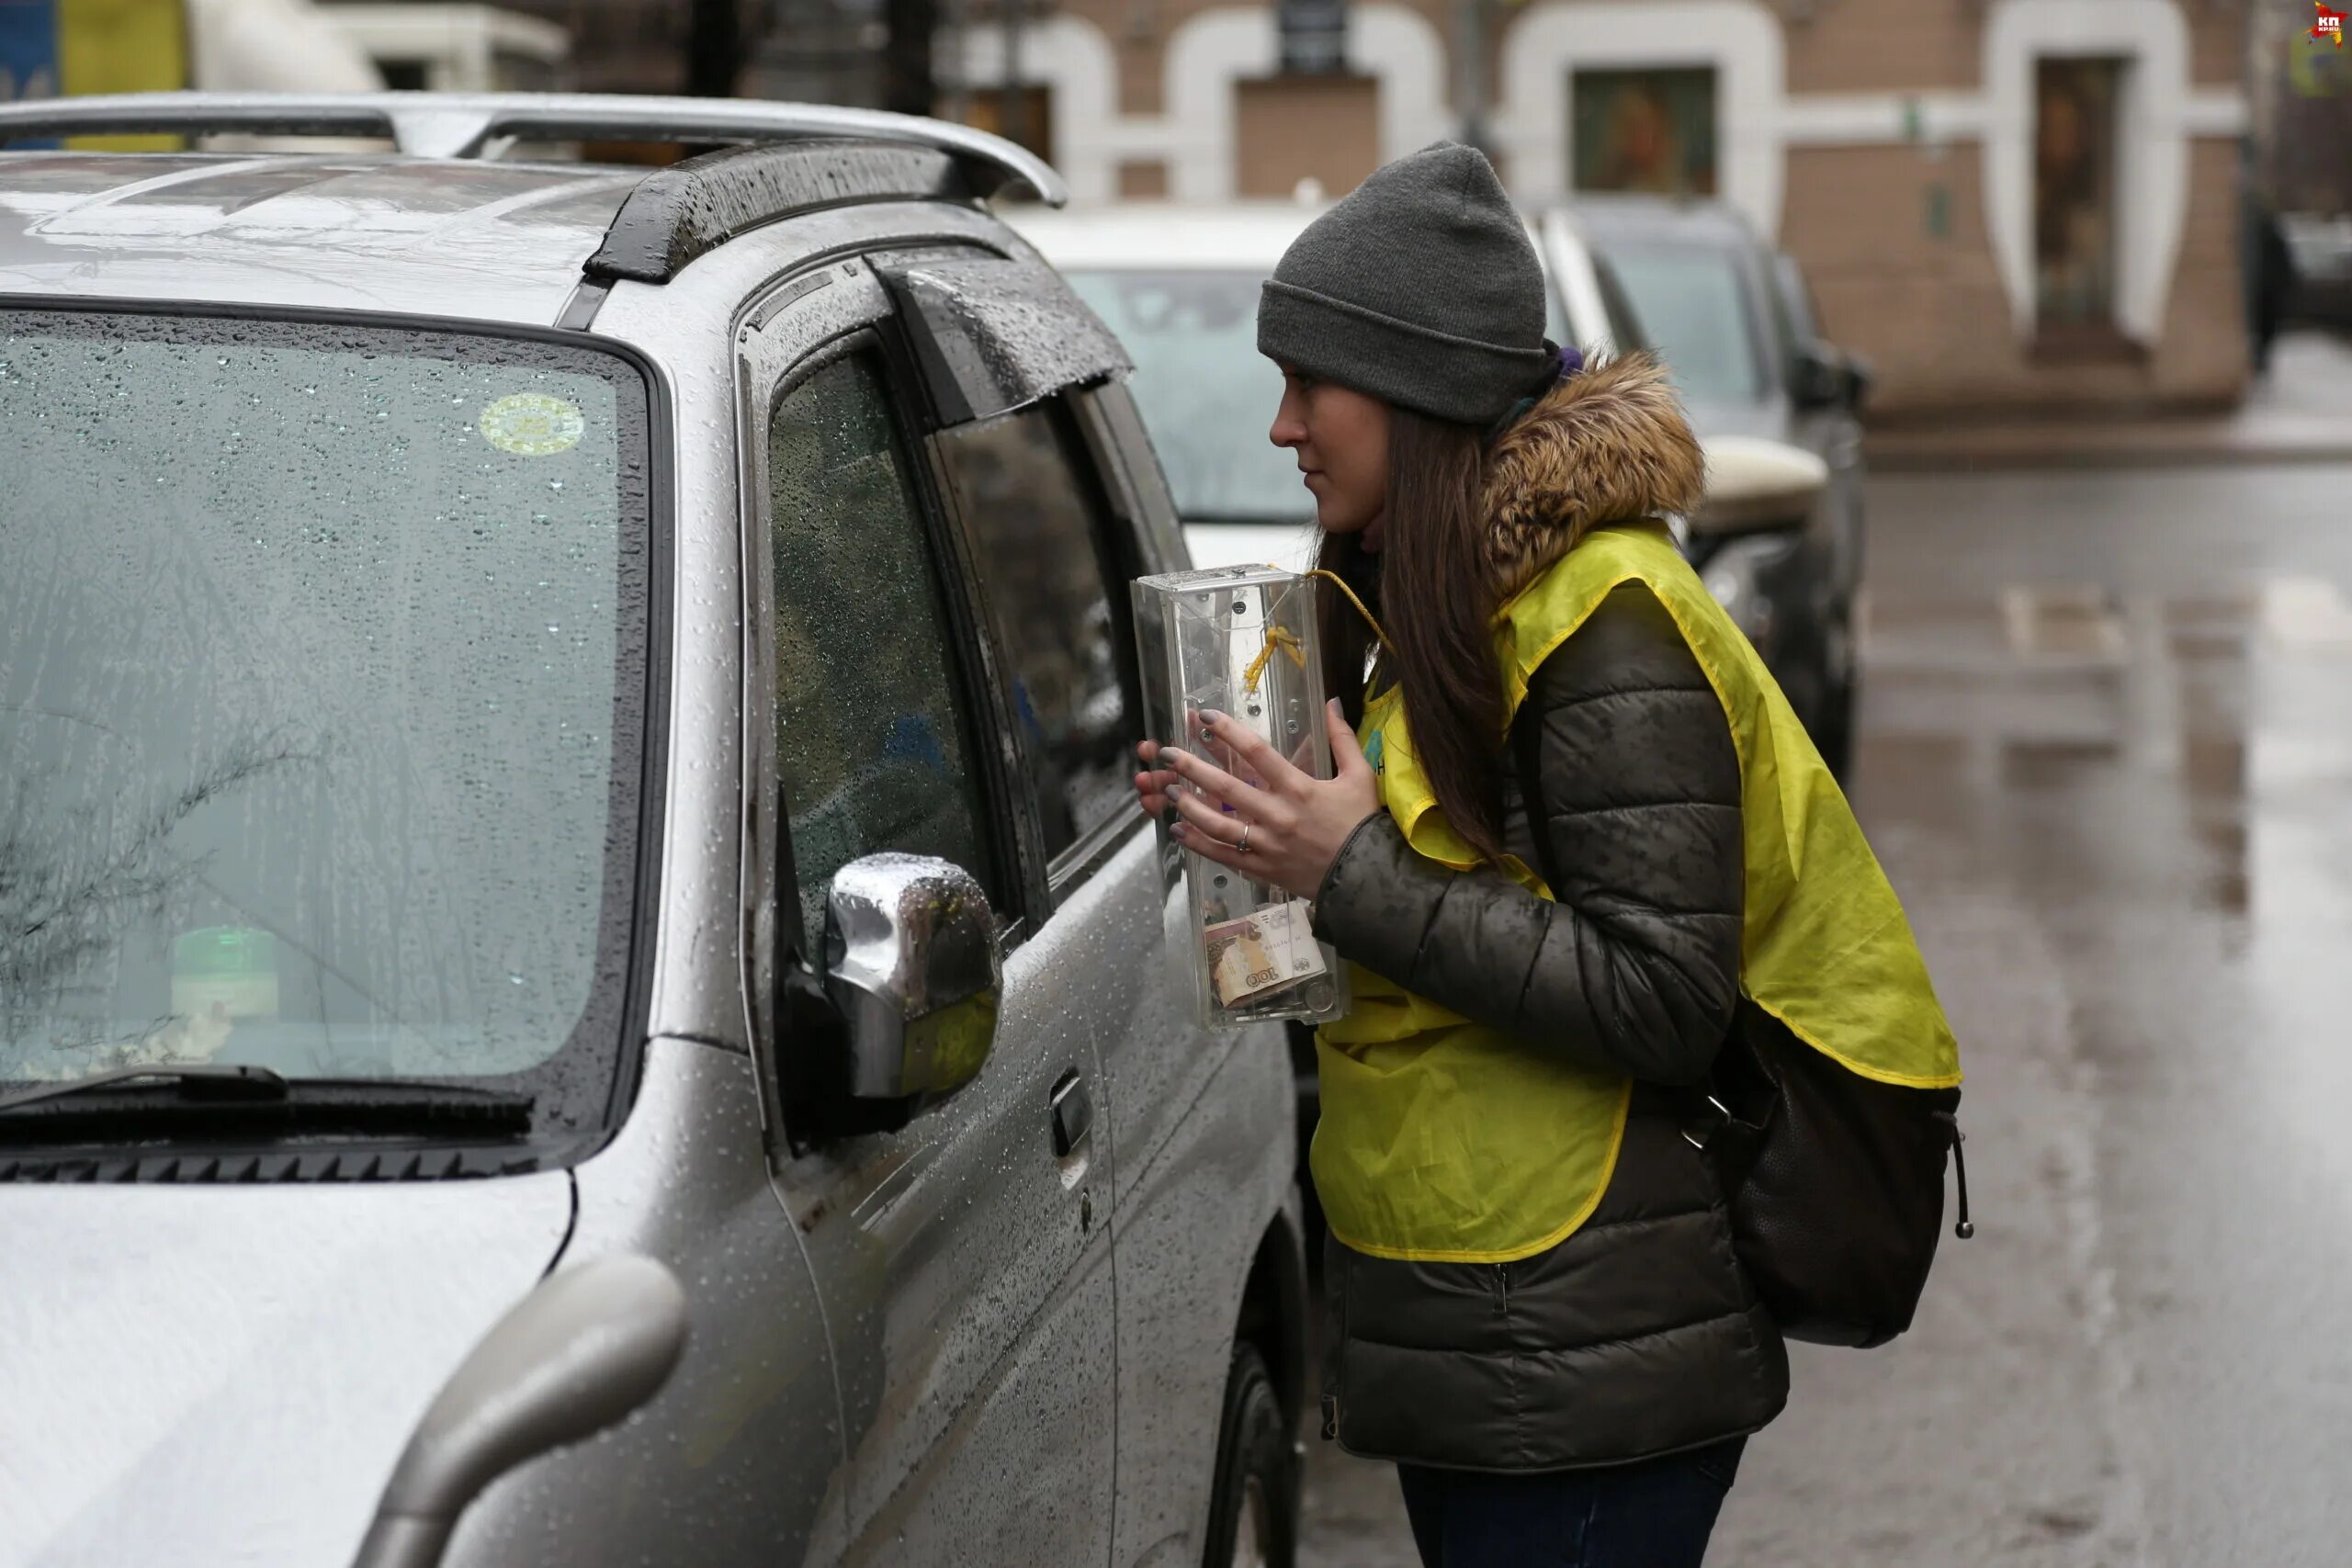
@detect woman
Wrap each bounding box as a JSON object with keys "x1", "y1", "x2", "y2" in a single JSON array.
[{"x1": 1134, "y1": 143, "x2": 1950, "y2": 1567}]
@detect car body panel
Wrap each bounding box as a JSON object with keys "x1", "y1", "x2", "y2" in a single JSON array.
[
  {"x1": 0, "y1": 151, "x2": 638, "y2": 322},
  {"x1": 0, "y1": 1167, "x2": 571, "y2": 1566},
  {"x1": 445, "y1": 1037, "x2": 842, "y2": 1568},
  {"x1": 1102, "y1": 874, "x2": 1298, "y2": 1563},
  {"x1": 775, "y1": 851, "x2": 1125, "y2": 1566}
]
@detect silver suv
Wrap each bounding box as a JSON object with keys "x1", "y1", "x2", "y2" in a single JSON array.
[{"x1": 0, "y1": 94, "x2": 1306, "y2": 1568}]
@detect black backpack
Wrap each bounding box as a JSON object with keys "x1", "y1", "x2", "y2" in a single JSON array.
[{"x1": 1689, "y1": 1002, "x2": 1973, "y2": 1348}]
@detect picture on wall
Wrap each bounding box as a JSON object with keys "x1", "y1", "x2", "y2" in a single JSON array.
[{"x1": 1571, "y1": 67, "x2": 1719, "y2": 197}]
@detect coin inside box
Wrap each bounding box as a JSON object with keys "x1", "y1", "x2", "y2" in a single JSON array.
[{"x1": 1131, "y1": 565, "x2": 1349, "y2": 1030}]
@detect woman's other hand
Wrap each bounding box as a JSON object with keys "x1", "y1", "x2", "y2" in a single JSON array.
[
  {"x1": 1148, "y1": 700, "x2": 1381, "y2": 901},
  {"x1": 1133, "y1": 738, "x2": 1181, "y2": 819},
  {"x1": 1130, "y1": 709, "x2": 1241, "y2": 817}
]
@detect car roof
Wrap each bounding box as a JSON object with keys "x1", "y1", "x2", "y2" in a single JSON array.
[
  {"x1": 1010, "y1": 202, "x2": 1334, "y2": 270},
  {"x1": 0, "y1": 93, "x2": 1062, "y2": 324},
  {"x1": 1564, "y1": 194, "x2": 1762, "y2": 252},
  {"x1": 1013, "y1": 198, "x2": 1589, "y2": 272},
  {"x1": 0, "y1": 152, "x2": 644, "y2": 322}
]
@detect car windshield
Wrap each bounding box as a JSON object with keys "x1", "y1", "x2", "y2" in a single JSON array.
[
  {"x1": 1062, "y1": 268, "x2": 1312, "y2": 525},
  {"x1": 0, "y1": 310, "x2": 650, "y2": 1113},
  {"x1": 1601, "y1": 243, "x2": 1768, "y2": 404}
]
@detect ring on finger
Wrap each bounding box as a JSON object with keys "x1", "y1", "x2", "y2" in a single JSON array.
[{"x1": 1238, "y1": 823, "x2": 1253, "y2": 853}]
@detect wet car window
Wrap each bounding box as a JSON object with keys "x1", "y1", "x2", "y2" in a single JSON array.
[
  {"x1": 0, "y1": 311, "x2": 649, "y2": 1096},
  {"x1": 938, "y1": 403, "x2": 1134, "y2": 863},
  {"x1": 1591, "y1": 255, "x2": 1652, "y2": 357},
  {"x1": 767, "y1": 349, "x2": 993, "y2": 944},
  {"x1": 1772, "y1": 254, "x2": 1822, "y2": 349},
  {"x1": 1602, "y1": 243, "x2": 1768, "y2": 402},
  {"x1": 1063, "y1": 269, "x2": 1310, "y2": 527},
  {"x1": 1544, "y1": 273, "x2": 1571, "y2": 344}
]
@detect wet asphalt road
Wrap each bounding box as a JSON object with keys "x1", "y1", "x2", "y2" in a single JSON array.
[{"x1": 1296, "y1": 455, "x2": 2352, "y2": 1567}]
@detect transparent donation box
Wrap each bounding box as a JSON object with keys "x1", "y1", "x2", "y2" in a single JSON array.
[{"x1": 1132, "y1": 566, "x2": 1348, "y2": 1030}]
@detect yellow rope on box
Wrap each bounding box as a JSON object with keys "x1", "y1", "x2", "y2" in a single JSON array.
[
  {"x1": 1241, "y1": 624, "x2": 1306, "y2": 694},
  {"x1": 1306, "y1": 567, "x2": 1394, "y2": 655},
  {"x1": 1234, "y1": 568, "x2": 1394, "y2": 697}
]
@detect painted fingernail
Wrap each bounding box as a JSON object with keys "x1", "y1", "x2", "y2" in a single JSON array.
[{"x1": 1170, "y1": 822, "x2": 1187, "y2": 838}]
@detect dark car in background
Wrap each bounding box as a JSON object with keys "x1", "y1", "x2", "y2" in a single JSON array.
[
  {"x1": 2282, "y1": 210, "x2": 2352, "y2": 327},
  {"x1": 1572, "y1": 196, "x2": 1871, "y2": 775}
]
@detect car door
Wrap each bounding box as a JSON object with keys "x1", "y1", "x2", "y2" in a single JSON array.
[
  {"x1": 1065, "y1": 379, "x2": 1300, "y2": 1566},
  {"x1": 885, "y1": 248, "x2": 1274, "y2": 1565},
  {"x1": 740, "y1": 258, "x2": 1117, "y2": 1568},
  {"x1": 1770, "y1": 249, "x2": 1866, "y2": 604}
]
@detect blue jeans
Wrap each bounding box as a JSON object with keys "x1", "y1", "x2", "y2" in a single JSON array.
[{"x1": 1396, "y1": 1438, "x2": 1746, "y2": 1568}]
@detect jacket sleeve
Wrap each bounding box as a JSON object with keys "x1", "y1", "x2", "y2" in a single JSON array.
[{"x1": 1310, "y1": 583, "x2": 1744, "y2": 1086}]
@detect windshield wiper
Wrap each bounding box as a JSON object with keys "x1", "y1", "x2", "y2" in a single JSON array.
[
  {"x1": 0, "y1": 1063, "x2": 287, "y2": 1113},
  {"x1": 0, "y1": 1065, "x2": 533, "y2": 1133}
]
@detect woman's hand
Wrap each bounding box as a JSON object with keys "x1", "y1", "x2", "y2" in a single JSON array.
[{"x1": 1129, "y1": 700, "x2": 1381, "y2": 901}]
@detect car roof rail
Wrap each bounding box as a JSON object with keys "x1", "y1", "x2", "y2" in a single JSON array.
[
  {"x1": 588, "y1": 140, "x2": 975, "y2": 284},
  {"x1": 0, "y1": 90, "x2": 1066, "y2": 206}
]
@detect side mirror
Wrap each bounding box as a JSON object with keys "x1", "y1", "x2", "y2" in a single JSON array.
[
  {"x1": 823, "y1": 853, "x2": 1001, "y2": 1102},
  {"x1": 1691, "y1": 435, "x2": 1830, "y2": 536},
  {"x1": 1790, "y1": 343, "x2": 1849, "y2": 411},
  {"x1": 1842, "y1": 353, "x2": 1874, "y2": 412}
]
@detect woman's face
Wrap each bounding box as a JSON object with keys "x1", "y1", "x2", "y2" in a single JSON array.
[{"x1": 1270, "y1": 370, "x2": 1391, "y2": 546}]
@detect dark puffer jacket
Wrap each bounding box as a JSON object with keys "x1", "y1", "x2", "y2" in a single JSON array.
[{"x1": 1307, "y1": 358, "x2": 1790, "y2": 1472}]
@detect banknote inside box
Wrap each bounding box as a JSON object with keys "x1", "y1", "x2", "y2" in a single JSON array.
[{"x1": 1131, "y1": 565, "x2": 1349, "y2": 1030}]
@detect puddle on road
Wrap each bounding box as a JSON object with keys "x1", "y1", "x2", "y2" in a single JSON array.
[{"x1": 1859, "y1": 574, "x2": 2352, "y2": 925}]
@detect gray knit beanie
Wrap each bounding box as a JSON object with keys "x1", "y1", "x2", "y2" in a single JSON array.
[{"x1": 1257, "y1": 141, "x2": 1554, "y2": 425}]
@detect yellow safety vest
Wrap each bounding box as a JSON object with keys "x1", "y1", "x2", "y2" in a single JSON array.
[{"x1": 1313, "y1": 522, "x2": 1962, "y2": 1264}]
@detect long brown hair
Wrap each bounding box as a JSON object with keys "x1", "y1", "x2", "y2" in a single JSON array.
[{"x1": 1316, "y1": 405, "x2": 1509, "y2": 863}]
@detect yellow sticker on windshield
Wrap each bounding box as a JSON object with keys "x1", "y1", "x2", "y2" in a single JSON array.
[{"x1": 479, "y1": 392, "x2": 584, "y2": 457}]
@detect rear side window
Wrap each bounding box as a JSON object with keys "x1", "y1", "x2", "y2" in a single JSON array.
[
  {"x1": 1605, "y1": 243, "x2": 1766, "y2": 402},
  {"x1": 766, "y1": 350, "x2": 993, "y2": 944},
  {"x1": 1591, "y1": 257, "x2": 1651, "y2": 358},
  {"x1": 938, "y1": 405, "x2": 1135, "y2": 865}
]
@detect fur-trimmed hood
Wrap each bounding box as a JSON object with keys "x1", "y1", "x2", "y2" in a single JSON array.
[{"x1": 1480, "y1": 354, "x2": 1704, "y2": 601}]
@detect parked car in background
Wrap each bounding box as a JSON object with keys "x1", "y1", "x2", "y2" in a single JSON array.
[
  {"x1": 1571, "y1": 195, "x2": 1870, "y2": 775},
  {"x1": 1015, "y1": 201, "x2": 1648, "y2": 574},
  {"x1": 2282, "y1": 209, "x2": 2352, "y2": 327},
  {"x1": 0, "y1": 92, "x2": 1306, "y2": 1568}
]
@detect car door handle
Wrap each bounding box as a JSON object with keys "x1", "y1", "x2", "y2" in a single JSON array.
[{"x1": 1050, "y1": 1070, "x2": 1093, "y2": 1158}]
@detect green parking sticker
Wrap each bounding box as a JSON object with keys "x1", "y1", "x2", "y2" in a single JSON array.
[{"x1": 480, "y1": 392, "x2": 584, "y2": 456}]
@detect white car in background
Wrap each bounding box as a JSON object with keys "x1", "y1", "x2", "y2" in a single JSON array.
[{"x1": 1013, "y1": 203, "x2": 1651, "y2": 571}]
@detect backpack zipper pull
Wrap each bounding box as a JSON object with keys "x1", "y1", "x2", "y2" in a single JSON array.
[{"x1": 1935, "y1": 1111, "x2": 1975, "y2": 1239}]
